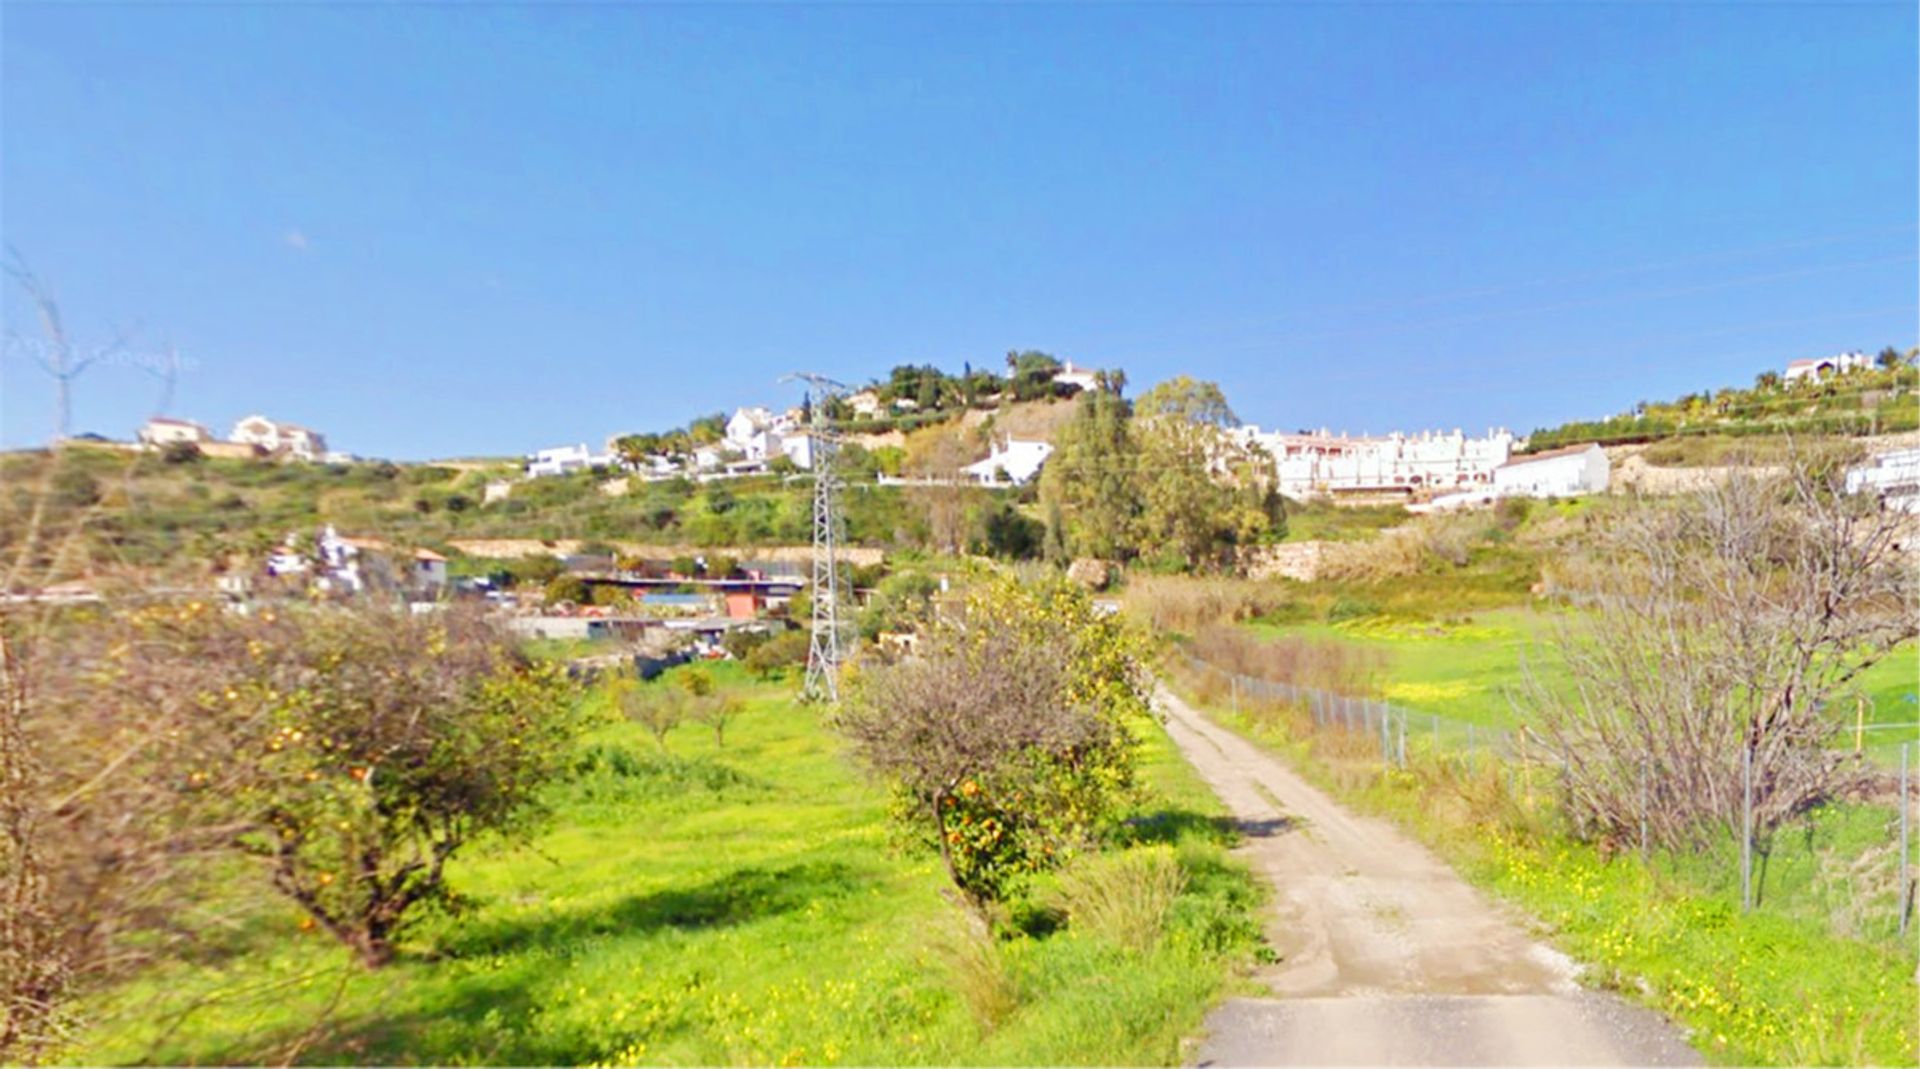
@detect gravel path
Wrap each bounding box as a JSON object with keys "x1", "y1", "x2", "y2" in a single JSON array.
[{"x1": 1158, "y1": 686, "x2": 1700, "y2": 1067}]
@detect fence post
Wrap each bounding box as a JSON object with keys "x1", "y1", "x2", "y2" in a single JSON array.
[
  {"x1": 1901, "y1": 743, "x2": 1911, "y2": 937},
  {"x1": 1740, "y1": 745, "x2": 1753, "y2": 914},
  {"x1": 1639, "y1": 761, "x2": 1649, "y2": 864}
]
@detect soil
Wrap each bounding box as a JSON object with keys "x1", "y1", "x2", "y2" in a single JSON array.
[{"x1": 1157, "y1": 686, "x2": 1701, "y2": 1067}]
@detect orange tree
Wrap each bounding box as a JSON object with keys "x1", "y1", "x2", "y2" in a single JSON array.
[
  {"x1": 836, "y1": 576, "x2": 1154, "y2": 913},
  {"x1": 218, "y1": 605, "x2": 582, "y2": 967}
]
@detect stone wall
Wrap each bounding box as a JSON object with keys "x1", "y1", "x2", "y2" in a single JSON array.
[
  {"x1": 1239, "y1": 540, "x2": 1331, "y2": 582},
  {"x1": 446, "y1": 538, "x2": 884, "y2": 566}
]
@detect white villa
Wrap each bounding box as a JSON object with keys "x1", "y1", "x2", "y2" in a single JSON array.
[
  {"x1": 1053, "y1": 361, "x2": 1104, "y2": 393},
  {"x1": 1845, "y1": 448, "x2": 1920, "y2": 513},
  {"x1": 1239, "y1": 427, "x2": 1516, "y2": 499},
  {"x1": 268, "y1": 525, "x2": 447, "y2": 594},
  {"x1": 230, "y1": 415, "x2": 328, "y2": 461},
  {"x1": 138, "y1": 416, "x2": 213, "y2": 448},
  {"x1": 527, "y1": 443, "x2": 609, "y2": 478},
  {"x1": 1492, "y1": 443, "x2": 1611, "y2": 499},
  {"x1": 723, "y1": 406, "x2": 812, "y2": 470},
  {"x1": 1784, "y1": 351, "x2": 1872, "y2": 383},
  {"x1": 964, "y1": 438, "x2": 1054, "y2": 486}
]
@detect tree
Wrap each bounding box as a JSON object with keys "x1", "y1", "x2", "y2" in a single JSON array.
[
  {"x1": 619, "y1": 678, "x2": 685, "y2": 752},
  {"x1": 903, "y1": 423, "x2": 984, "y2": 554},
  {"x1": 835, "y1": 577, "x2": 1152, "y2": 912},
  {"x1": 1519, "y1": 457, "x2": 1916, "y2": 856},
  {"x1": 1005, "y1": 350, "x2": 1064, "y2": 401},
  {"x1": 1753, "y1": 370, "x2": 1781, "y2": 391},
  {"x1": 544, "y1": 575, "x2": 589, "y2": 605},
  {"x1": 612, "y1": 434, "x2": 658, "y2": 470},
  {"x1": 219, "y1": 607, "x2": 580, "y2": 967},
  {"x1": 1134, "y1": 376, "x2": 1238, "y2": 428},
  {"x1": 973, "y1": 500, "x2": 1044, "y2": 560},
  {"x1": 1040, "y1": 388, "x2": 1140, "y2": 560}
]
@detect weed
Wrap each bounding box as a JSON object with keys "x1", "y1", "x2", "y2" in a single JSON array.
[{"x1": 1054, "y1": 846, "x2": 1188, "y2": 954}]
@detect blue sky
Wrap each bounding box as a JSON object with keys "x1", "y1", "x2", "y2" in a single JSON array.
[{"x1": 4, "y1": 3, "x2": 1915, "y2": 459}]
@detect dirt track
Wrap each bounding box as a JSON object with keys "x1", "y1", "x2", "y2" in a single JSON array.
[{"x1": 1157, "y1": 686, "x2": 1699, "y2": 1067}]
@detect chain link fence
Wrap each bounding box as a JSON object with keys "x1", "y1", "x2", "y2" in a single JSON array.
[{"x1": 1179, "y1": 650, "x2": 1919, "y2": 944}]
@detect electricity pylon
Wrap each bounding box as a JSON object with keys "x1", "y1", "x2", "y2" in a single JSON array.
[{"x1": 783, "y1": 372, "x2": 848, "y2": 702}]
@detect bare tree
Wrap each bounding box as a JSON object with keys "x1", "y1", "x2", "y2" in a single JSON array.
[
  {"x1": 1519, "y1": 455, "x2": 1916, "y2": 853},
  {"x1": 1, "y1": 595, "x2": 262, "y2": 1063}
]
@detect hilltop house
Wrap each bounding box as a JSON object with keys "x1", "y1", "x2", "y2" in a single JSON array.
[
  {"x1": 1492, "y1": 443, "x2": 1610, "y2": 499},
  {"x1": 1784, "y1": 351, "x2": 1872, "y2": 383},
  {"x1": 230, "y1": 415, "x2": 328, "y2": 461},
  {"x1": 138, "y1": 416, "x2": 213, "y2": 448},
  {"x1": 527, "y1": 443, "x2": 608, "y2": 478},
  {"x1": 1053, "y1": 361, "x2": 1104, "y2": 393},
  {"x1": 964, "y1": 438, "x2": 1054, "y2": 486}
]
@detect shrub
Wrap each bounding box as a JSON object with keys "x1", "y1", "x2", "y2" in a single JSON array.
[
  {"x1": 1053, "y1": 845, "x2": 1187, "y2": 953},
  {"x1": 837, "y1": 577, "x2": 1153, "y2": 911},
  {"x1": 159, "y1": 440, "x2": 203, "y2": 465},
  {"x1": 1118, "y1": 575, "x2": 1297, "y2": 634},
  {"x1": 744, "y1": 629, "x2": 809, "y2": 679},
  {"x1": 543, "y1": 575, "x2": 589, "y2": 605}
]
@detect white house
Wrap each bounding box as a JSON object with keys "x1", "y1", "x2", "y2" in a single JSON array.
[
  {"x1": 1243, "y1": 427, "x2": 1515, "y2": 499},
  {"x1": 964, "y1": 438, "x2": 1054, "y2": 486},
  {"x1": 138, "y1": 417, "x2": 213, "y2": 448},
  {"x1": 1053, "y1": 361, "x2": 1104, "y2": 393},
  {"x1": 1784, "y1": 351, "x2": 1872, "y2": 383},
  {"x1": 311, "y1": 526, "x2": 449, "y2": 594},
  {"x1": 1844, "y1": 448, "x2": 1920, "y2": 513},
  {"x1": 779, "y1": 433, "x2": 815, "y2": 470},
  {"x1": 726, "y1": 407, "x2": 776, "y2": 448},
  {"x1": 527, "y1": 443, "x2": 607, "y2": 478},
  {"x1": 1493, "y1": 443, "x2": 1610, "y2": 499},
  {"x1": 844, "y1": 390, "x2": 885, "y2": 419},
  {"x1": 230, "y1": 415, "x2": 328, "y2": 461}
]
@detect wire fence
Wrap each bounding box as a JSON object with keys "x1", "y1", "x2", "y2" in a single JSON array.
[{"x1": 1180, "y1": 650, "x2": 1919, "y2": 944}]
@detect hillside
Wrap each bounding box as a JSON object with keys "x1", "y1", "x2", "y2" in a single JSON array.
[
  {"x1": 1524, "y1": 356, "x2": 1917, "y2": 452},
  {"x1": 0, "y1": 446, "x2": 921, "y2": 576}
]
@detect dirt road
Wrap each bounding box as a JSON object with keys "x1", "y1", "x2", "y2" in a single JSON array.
[{"x1": 1158, "y1": 686, "x2": 1699, "y2": 1067}]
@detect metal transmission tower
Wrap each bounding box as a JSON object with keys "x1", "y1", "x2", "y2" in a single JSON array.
[{"x1": 784, "y1": 372, "x2": 849, "y2": 702}]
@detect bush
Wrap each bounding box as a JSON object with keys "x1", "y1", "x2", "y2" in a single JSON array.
[
  {"x1": 744, "y1": 629, "x2": 809, "y2": 679},
  {"x1": 159, "y1": 440, "x2": 203, "y2": 465},
  {"x1": 1053, "y1": 845, "x2": 1187, "y2": 953},
  {"x1": 544, "y1": 576, "x2": 589, "y2": 605},
  {"x1": 1118, "y1": 575, "x2": 1297, "y2": 634}
]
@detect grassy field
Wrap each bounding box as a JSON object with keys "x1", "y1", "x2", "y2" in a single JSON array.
[
  {"x1": 1249, "y1": 607, "x2": 1920, "y2": 739},
  {"x1": 1170, "y1": 672, "x2": 1918, "y2": 1067},
  {"x1": 72, "y1": 662, "x2": 1262, "y2": 1066}
]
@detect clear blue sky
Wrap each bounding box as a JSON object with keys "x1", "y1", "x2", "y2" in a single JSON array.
[{"x1": 4, "y1": 3, "x2": 1915, "y2": 459}]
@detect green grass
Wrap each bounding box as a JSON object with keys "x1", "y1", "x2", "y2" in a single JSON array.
[
  {"x1": 1174, "y1": 678, "x2": 1919, "y2": 1067},
  {"x1": 71, "y1": 663, "x2": 1261, "y2": 1066},
  {"x1": 1249, "y1": 607, "x2": 1920, "y2": 738}
]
